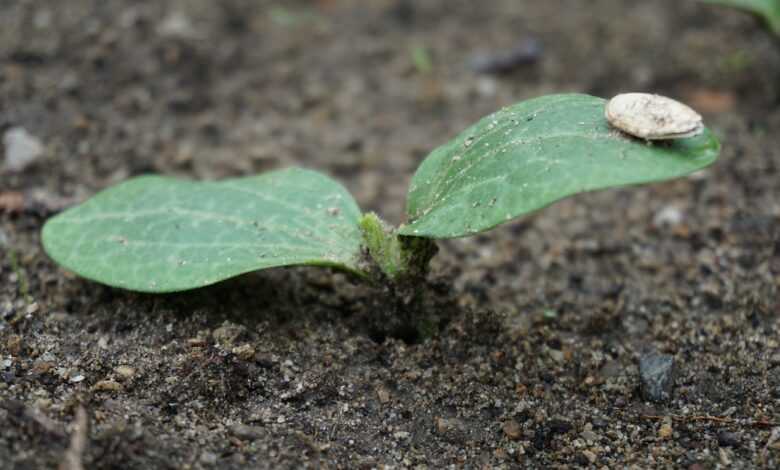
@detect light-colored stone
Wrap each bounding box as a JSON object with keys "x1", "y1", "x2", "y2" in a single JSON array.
[
  {"x1": 3, "y1": 127, "x2": 44, "y2": 171},
  {"x1": 93, "y1": 379, "x2": 123, "y2": 392},
  {"x1": 232, "y1": 344, "x2": 256, "y2": 361},
  {"x1": 115, "y1": 365, "x2": 136, "y2": 380},
  {"x1": 605, "y1": 93, "x2": 703, "y2": 140},
  {"x1": 658, "y1": 422, "x2": 673, "y2": 439}
]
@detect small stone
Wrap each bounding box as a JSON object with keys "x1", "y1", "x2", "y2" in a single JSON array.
[
  {"x1": 3, "y1": 127, "x2": 44, "y2": 171},
  {"x1": 503, "y1": 420, "x2": 522, "y2": 440},
  {"x1": 719, "y1": 447, "x2": 732, "y2": 466},
  {"x1": 435, "y1": 417, "x2": 452, "y2": 434},
  {"x1": 658, "y1": 422, "x2": 673, "y2": 439},
  {"x1": 639, "y1": 351, "x2": 675, "y2": 403},
  {"x1": 717, "y1": 430, "x2": 740, "y2": 447},
  {"x1": 93, "y1": 380, "x2": 122, "y2": 392},
  {"x1": 158, "y1": 11, "x2": 198, "y2": 39},
  {"x1": 6, "y1": 335, "x2": 22, "y2": 355},
  {"x1": 376, "y1": 387, "x2": 391, "y2": 404},
  {"x1": 605, "y1": 93, "x2": 703, "y2": 140},
  {"x1": 653, "y1": 205, "x2": 684, "y2": 228},
  {"x1": 212, "y1": 321, "x2": 245, "y2": 345},
  {"x1": 582, "y1": 449, "x2": 597, "y2": 464},
  {"x1": 548, "y1": 349, "x2": 565, "y2": 363},
  {"x1": 229, "y1": 424, "x2": 266, "y2": 441},
  {"x1": 581, "y1": 427, "x2": 599, "y2": 443},
  {"x1": 232, "y1": 344, "x2": 256, "y2": 361},
  {"x1": 187, "y1": 337, "x2": 207, "y2": 347},
  {"x1": 70, "y1": 374, "x2": 85, "y2": 383},
  {"x1": 115, "y1": 366, "x2": 136, "y2": 380},
  {"x1": 200, "y1": 451, "x2": 218, "y2": 465},
  {"x1": 0, "y1": 192, "x2": 24, "y2": 213},
  {"x1": 32, "y1": 361, "x2": 55, "y2": 374}
]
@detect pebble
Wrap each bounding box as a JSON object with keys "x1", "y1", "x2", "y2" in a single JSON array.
[
  {"x1": 32, "y1": 361, "x2": 54, "y2": 374},
  {"x1": 376, "y1": 387, "x2": 391, "y2": 404},
  {"x1": 435, "y1": 417, "x2": 452, "y2": 434},
  {"x1": 229, "y1": 424, "x2": 266, "y2": 441},
  {"x1": 717, "y1": 430, "x2": 740, "y2": 447},
  {"x1": 212, "y1": 321, "x2": 246, "y2": 345},
  {"x1": 70, "y1": 374, "x2": 85, "y2": 383},
  {"x1": 200, "y1": 451, "x2": 218, "y2": 465},
  {"x1": 93, "y1": 379, "x2": 123, "y2": 392},
  {"x1": 658, "y1": 422, "x2": 673, "y2": 439},
  {"x1": 503, "y1": 419, "x2": 523, "y2": 440},
  {"x1": 653, "y1": 205, "x2": 684, "y2": 228},
  {"x1": 581, "y1": 426, "x2": 599, "y2": 443},
  {"x1": 3, "y1": 127, "x2": 44, "y2": 171},
  {"x1": 157, "y1": 11, "x2": 198, "y2": 39},
  {"x1": 232, "y1": 344, "x2": 256, "y2": 361},
  {"x1": 469, "y1": 38, "x2": 542, "y2": 74},
  {"x1": 639, "y1": 351, "x2": 675, "y2": 403},
  {"x1": 115, "y1": 366, "x2": 136, "y2": 380},
  {"x1": 581, "y1": 449, "x2": 597, "y2": 464},
  {"x1": 6, "y1": 335, "x2": 22, "y2": 355},
  {"x1": 548, "y1": 349, "x2": 565, "y2": 363}
]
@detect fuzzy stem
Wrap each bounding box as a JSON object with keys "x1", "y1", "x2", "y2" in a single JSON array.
[{"x1": 358, "y1": 212, "x2": 437, "y2": 283}]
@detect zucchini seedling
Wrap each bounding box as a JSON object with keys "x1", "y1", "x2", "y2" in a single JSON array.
[{"x1": 42, "y1": 94, "x2": 720, "y2": 295}]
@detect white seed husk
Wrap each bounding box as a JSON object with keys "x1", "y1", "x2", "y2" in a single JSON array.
[{"x1": 605, "y1": 93, "x2": 704, "y2": 140}]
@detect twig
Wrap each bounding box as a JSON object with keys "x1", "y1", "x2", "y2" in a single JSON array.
[{"x1": 59, "y1": 406, "x2": 88, "y2": 470}]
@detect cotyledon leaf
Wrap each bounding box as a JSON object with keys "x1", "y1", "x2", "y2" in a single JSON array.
[
  {"x1": 42, "y1": 167, "x2": 365, "y2": 292},
  {"x1": 399, "y1": 94, "x2": 720, "y2": 239}
]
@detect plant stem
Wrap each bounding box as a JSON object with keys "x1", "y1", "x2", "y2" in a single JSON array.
[
  {"x1": 359, "y1": 212, "x2": 439, "y2": 340},
  {"x1": 358, "y1": 212, "x2": 437, "y2": 284}
]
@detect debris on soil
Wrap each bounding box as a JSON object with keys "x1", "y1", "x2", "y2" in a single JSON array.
[
  {"x1": 718, "y1": 430, "x2": 741, "y2": 447},
  {"x1": 0, "y1": 192, "x2": 24, "y2": 213},
  {"x1": 58, "y1": 407, "x2": 88, "y2": 470},
  {"x1": 469, "y1": 38, "x2": 542, "y2": 74},
  {"x1": 658, "y1": 420, "x2": 674, "y2": 439},
  {"x1": 3, "y1": 127, "x2": 44, "y2": 172},
  {"x1": 639, "y1": 350, "x2": 676, "y2": 403},
  {"x1": 653, "y1": 205, "x2": 685, "y2": 228},
  {"x1": 502, "y1": 419, "x2": 523, "y2": 440}
]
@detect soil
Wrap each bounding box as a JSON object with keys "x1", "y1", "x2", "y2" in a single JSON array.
[{"x1": 2, "y1": 0, "x2": 780, "y2": 468}]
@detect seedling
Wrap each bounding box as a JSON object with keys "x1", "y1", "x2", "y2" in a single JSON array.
[
  {"x1": 701, "y1": 0, "x2": 780, "y2": 36},
  {"x1": 42, "y1": 94, "x2": 720, "y2": 297}
]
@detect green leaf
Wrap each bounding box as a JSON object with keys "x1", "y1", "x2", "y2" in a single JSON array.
[
  {"x1": 400, "y1": 94, "x2": 720, "y2": 239},
  {"x1": 42, "y1": 168, "x2": 365, "y2": 292},
  {"x1": 701, "y1": 0, "x2": 780, "y2": 35}
]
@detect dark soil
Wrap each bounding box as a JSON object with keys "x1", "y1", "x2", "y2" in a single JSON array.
[{"x1": 2, "y1": 0, "x2": 780, "y2": 468}]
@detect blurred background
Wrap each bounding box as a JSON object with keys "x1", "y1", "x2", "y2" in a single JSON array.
[{"x1": 2, "y1": 0, "x2": 777, "y2": 223}]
